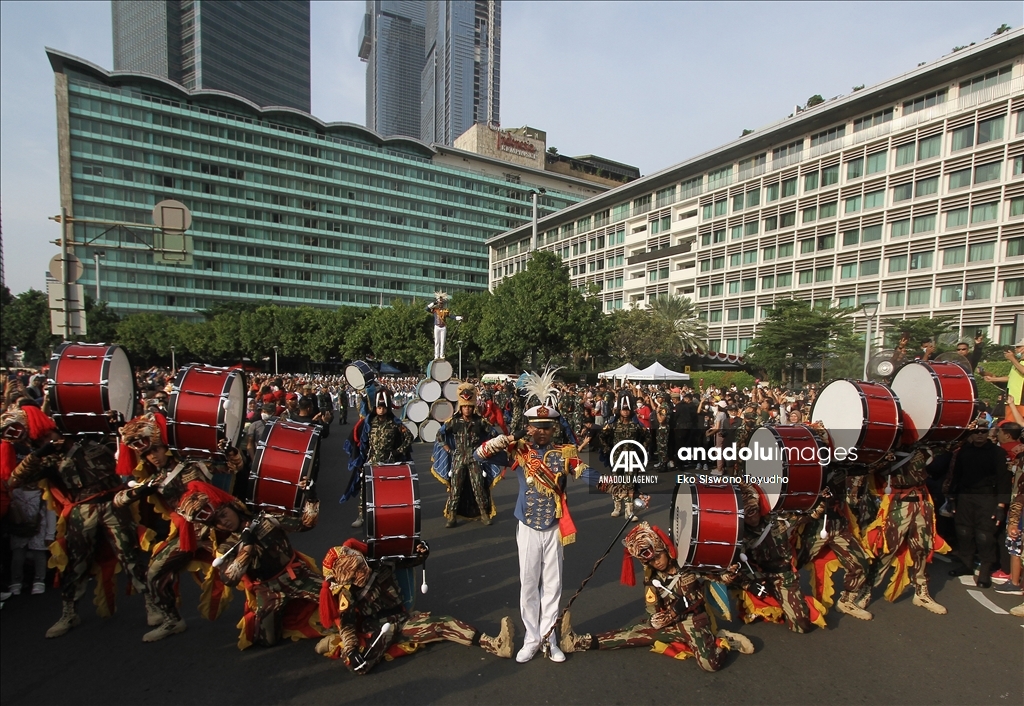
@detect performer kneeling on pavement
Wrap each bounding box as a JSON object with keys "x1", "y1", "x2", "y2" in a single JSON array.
[
  {"x1": 559, "y1": 521, "x2": 753, "y2": 669},
  {"x1": 3, "y1": 405, "x2": 153, "y2": 638},
  {"x1": 432, "y1": 383, "x2": 503, "y2": 528},
  {"x1": 315, "y1": 539, "x2": 514, "y2": 673},
  {"x1": 475, "y1": 368, "x2": 600, "y2": 664},
  {"x1": 342, "y1": 386, "x2": 414, "y2": 529},
  {"x1": 176, "y1": 481, "x2": 326, "y2": 649},
  {"x1": 115, "y1": 413, "x2": 244, "y2": 641}
]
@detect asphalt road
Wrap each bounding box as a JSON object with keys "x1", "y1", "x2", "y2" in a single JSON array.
[{"x1": 2, "y1": 423, "x2": 1022, "y2": 705}]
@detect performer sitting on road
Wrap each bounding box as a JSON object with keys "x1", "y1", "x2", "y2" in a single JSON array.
[
  {"x1": 559, "y1": 521, "x2": 753, "y2": 670},
  {"x1": 432, "y1": 383, "x2": 503, "y2": 528},
  {"x1": 341, "y1": 386, "x2": 414, "y2": 528},
  {"x1": 315, "y1": 539, "x2": 514, "y2": 674}
]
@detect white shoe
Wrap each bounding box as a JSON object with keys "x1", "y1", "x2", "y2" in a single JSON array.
[
  {"x1": 351, "y1": 517, "x2": 364, "y2": 528},
  {"x1": 8, "y1": 584, "x2": 21, "y2": 597},
  {"x1": 31, "y1": 582, "x2": 45, "y2": 596},
  {"x1": 547, "y1": 639, "x2": 565, "y2": 663},
  {"x1": 516, "y1": 642, "x2": 540, "y2": 663}
]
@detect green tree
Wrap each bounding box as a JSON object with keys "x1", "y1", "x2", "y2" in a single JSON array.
[
  {"x1": 648, "y1": 295, "x2": 708, "y2": 354},
  {"x1": 607, "y1": 307, "x2": 676, "y2": 366},
  {"x1": 744, "y1": 299, "x2": 855, "y2": 382},
  {"x1": 806, "y1": 94, "x2": 824, "y2": 108},
  {"x1": 0, "y1": 289, "x2": 60, "y2": 365},
  {"x1": 447, "y1": 290, "x2": 490, "y2": 376},
  {"x1": 479, "y1": 251, "x2": 605, "y2": 370},
  {"x1": 345, "y1": 299, "x2": 432, "y2": 368},
  {"x1": 880, "y1": 315, "x2": 957, "y2": 350},
  {"x1": 114, "y1": 312, "x2": 178, "y2": 364},
  {"x1": 239, "y1": 305, "x2": 285, "y2": 361},
  {"x1": 303, "y1": 306, "x2": 363, "y2": 363},
  {"x1": 83, "y1": 296, "x2": 121, "y2": 344}
]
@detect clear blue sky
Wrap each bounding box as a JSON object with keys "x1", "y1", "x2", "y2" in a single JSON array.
[{"x1": 1, "y1": 1, "x2": 1019, "y2": 295}]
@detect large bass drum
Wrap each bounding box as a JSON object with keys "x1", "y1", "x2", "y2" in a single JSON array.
[
  {"x1": 670, "y1": 481, "x2": 744, "y2": 570},
  {"x1": 890, "y1": 360, "x2": 977, "y2": 445},
  {"x1": 48, "y1": 342, "x2": 136, "y2": 434},
  {"x1": 810, "y1": 379, "x2": 901, "y2": 465},
  {"x1": 247, "y1": 420, "x2": 320, "y2": 518},
  {"x1": 745, "y1": 425, "x2": 828, "y2": 513},
  {"x1": 167, "y1": 364, "x2": 246, "y2": 459},
  {"x1": 364, "y1": 462, "x2": 421, "y2": 560}
]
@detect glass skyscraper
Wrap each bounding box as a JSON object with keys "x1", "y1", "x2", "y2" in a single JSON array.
[
  {"x1": 361, "y1": 0, "x2": 500, "y2": 145},
  {"x1": 112, "y1": 0, "x2": 311, "y2": 112},
  {"x1": 48, "y1": 49, "x2": 603, "y2": 320}
]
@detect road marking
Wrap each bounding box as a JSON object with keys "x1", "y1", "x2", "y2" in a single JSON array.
[
  {"x1": 967, "y1": 590, "x2": 1009, "y2": 614},
  {"x1": 958, "y1": 576, "x2": 975, "y2": 586}
]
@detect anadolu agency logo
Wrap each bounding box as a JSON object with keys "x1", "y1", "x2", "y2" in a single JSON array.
[
  {"x1": 597, "y1": 439, "x2": 658, "y2": 486},
  {"x1": 675, "y1": 440, "x2": 858, "y2": 485}
]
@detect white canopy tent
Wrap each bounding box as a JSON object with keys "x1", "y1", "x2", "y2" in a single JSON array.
[
  {"x1": 633, "y1": 361, "x2": 691, "y2": 381},
  {"x1": 597, "y1": 362, "x2": 643, "y2": 379}
]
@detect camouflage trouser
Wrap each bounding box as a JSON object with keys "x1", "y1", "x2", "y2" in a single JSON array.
[
  {"x1": 872, "y1": 498, "x2": 932, "y2": 590},
  {"x1": 592, "y1": 613, "x2": 726, "y2": 672},
  {"x1": 444, "y1": 462, "x2": 490, "y2": 520},
  {"x1": 335, "y1": 611, "x2": 477, "y2": 672},
  {"x1": 244, "y1": 563, "x2": 324, "y2": 647},
  {"x1": 807, "y1": 521, "x2": 871, "y2": 594},
  {"x1": 61, "y1": 500, "x2": 149, "y2": 604},
  {"x1": 768, "y1": 570, "x2": 811, "y2": 633},
  {"x1": 147, "y1": 535, "x2": 195, "y2": 620}
]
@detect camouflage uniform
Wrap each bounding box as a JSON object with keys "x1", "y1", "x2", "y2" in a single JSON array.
[
  {"x1": 217, "y1": 507, "x2": 325, "y2": 649},
  {"x1": 366, "y1": 416, "x2": 414, "y2": 465},
  {"x1": 651, "y1": 420, "x2": 671, "y2": 473},
  {"x1": 599, "y1": 416, "x2": 649, "y2": 515},
  {"x1": 11, "y1": 441, "x2": 149, "y2": 607},
  {"x1": 566, "y1": 564, "x2": 731, "y2": 671},
  {"x1": 437, "y1": 414, "x2": 498, "y2": 522},
  {"x1": 559, "y1": 392, "x2": 586, "y2": 441},
  {"x1": 739, "y1": 484, "x2": 812, "y2": 633},
  {"x1": 803, "y1": 472, "x2": 872, "y2": 607}
]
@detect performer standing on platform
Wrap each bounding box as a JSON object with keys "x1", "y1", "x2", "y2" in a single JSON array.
[
  {"x1": 475, "y1": 367, "x2": 596, "y2": 664},
  {"x1": 432, "y1": 383, "x2": 502, "y2": 528},
  {"x1": 426, "y1": 291, "x2": 450, "y2": 360},
  {"x1": 559, "y1": 522, "x2": 753, "y2": 669},
  {"x1": 342, "y1": 387, "x2": 414, "y2": 528}
]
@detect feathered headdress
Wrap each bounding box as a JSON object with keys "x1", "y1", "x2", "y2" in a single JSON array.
[
  {"x1": 522, "y1": 365, "x2": 562, "y2": 421},
  {"x1": 433, "y1": 290, "x2": 449, "y2": 301}
]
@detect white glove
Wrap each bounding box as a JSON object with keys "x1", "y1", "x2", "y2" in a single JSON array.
[{"x1": 480, "y1": 435, "x2": 512, "y2": 457}]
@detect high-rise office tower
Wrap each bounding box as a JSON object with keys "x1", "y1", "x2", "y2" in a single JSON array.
[
  {"x1": 360, "y1": 1, "x2": 500, "y2": 144},
  {"x1": 112, "y1": 0, "x2": 311, "y2": 112},
  {"x1": 421, "y1": 0, "x2": 500, "y2": 146},
  {"x1": 359, "y1": 1, "x2": 427, "y2": 140}
]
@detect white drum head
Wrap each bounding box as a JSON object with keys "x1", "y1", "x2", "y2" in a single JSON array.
[
  {"x1": 417, "y1": 379, "x2": 441, "y2": 403},
  {"x1": 345, "y1": 364, "x2": 367, "y2": 390},
  {"x1": 746, "y1": 427, "x2": 784, "y2": 510},
  {"x1": 671, "y1": 483, "x2": 695, "y2": 564},
  {"x1": 890, "y1": 363, "x2": 937, "y2": 444},
  {"x1": 222, "y1": 373, "x2": 246, "y2": 446},
  {"x1": 406, "y1": 400, "x2": 430, "y2": 423},
  {"x1": 105, "y1": 346, "x2": 135, "y2": 420},
  {"x1": 404, "y1": 420, "x2": 419, "y2": 439},
  {"x1": 443, "y1": 380, "x2": 460, "y2": 402},
  {"x1": 419, "y1": 419, "x2": 441, "y2": 443},
  {"x1": 811, "y1": 380, "x2": 865, "y2": 452},
  {"x1": 430, "y1": 399, "x2": 453, "y2": 422},
  {"x1": 429, "y1": 359, "x2": 453, "y2": 382}
]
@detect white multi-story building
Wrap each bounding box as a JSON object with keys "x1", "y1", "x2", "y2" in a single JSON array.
[{"x1": 488, "y1": 31, "x2": 1024, "y2": 353}]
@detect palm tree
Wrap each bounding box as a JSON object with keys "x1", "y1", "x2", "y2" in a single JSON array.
[{"x1": 648, "y1": 295, "x2": 708, "y2": 354}]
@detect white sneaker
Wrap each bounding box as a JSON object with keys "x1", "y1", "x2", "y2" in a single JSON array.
[
  {"x1": 31, "y1": 582, "x2": 45, "y2": 595},
  {"x1": 547, "y1": 640, "x2": 566, "y2": 663},
  {"x1": 516, "y1": 641, "x2": 540, "y2": 663},
  {"x1": 8, "y1": 584, "x2": 21, "y2": 597}
]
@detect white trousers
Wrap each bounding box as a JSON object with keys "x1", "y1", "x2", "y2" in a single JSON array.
[
  {"x1": 517, "y1": 522, "x2": 563, "y2": 647},
  {"x1": 434, "y1": 324, "x2": 446, "y2": 359}
]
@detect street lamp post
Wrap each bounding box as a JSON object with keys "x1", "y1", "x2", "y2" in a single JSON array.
[
  {"x1": 93, "y1": 250, "x2": 105, "y2": 301},
  {"x1": 273, "y1": 346, "x2": 279, "y2": 375},
  {"x1": 170, "y1": 345, "x2": 176, "y2": 371},
  {"x1": 530, "y1": 188, "x2": 546, "y2": 254},
  {"x1": 457, "y1": 340, "x2": 464, "y2": 380},
  {"x1": 861, "y1": 298, "x2": 879, "y2": 381}
]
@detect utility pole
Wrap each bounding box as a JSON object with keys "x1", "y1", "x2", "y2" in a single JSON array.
[{"x1": 60, "y1": 207, "x2": 71, "y2": 340}]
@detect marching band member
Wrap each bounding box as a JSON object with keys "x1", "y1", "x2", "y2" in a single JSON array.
[
  {"x1": 864, "y1": 448, "x2": 950, "y2": 614},
  {"x1": 559, "y1": 522, "x2": 753, "y2": 670},
  {"x1": 115, "y1": 414, "x2": 244, "y2": 641},
  {"x1": 426, "y1": 291, "x2": 450, "y2": 360},
  {"x1": 315, "y1": 539, "x2": 514, "y2": 673},
  {"x1": 176, "y1": 481, "x2": 325, "y2": 650},
  {"x1": 341, "y1": 386, "x2": 414, "y2": 528},
  {"x1": 431, "y1": 383, "x2": 503, "y2": 528},
  {"x1": 475, "y1": 367, "x2": 596, "y2": 663},
  {"x1": 4, "y1": 405, "x2": 154, "y2": 638},
  {"x1": 598, "y1": 390, "x2": 648, "y2": 521}
]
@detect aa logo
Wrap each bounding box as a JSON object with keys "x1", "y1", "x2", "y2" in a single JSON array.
[{"x1": 610, "y1": 439, "x2": 648, "y2": 474}]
